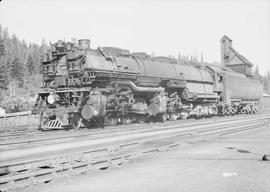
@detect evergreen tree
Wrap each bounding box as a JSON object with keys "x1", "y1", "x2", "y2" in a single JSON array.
[
  {"x1": 0, "y1": 39, "x2": 4, "y2": 57},
  {"x1": 26, "y1": 55, "x2": 35, "y2": 75},
  {"x1": 0, "y1": 38, "x2": 8, "y2": 89},
  {"x1": 254, "y1": 65, "x2": 260, "y2": 77},
  {"x1": 10, "y1": 57, "x2": 24, "y2": 85},
  {"x1": 266, "y1": 71, "x2": 270, "y2": 93}
]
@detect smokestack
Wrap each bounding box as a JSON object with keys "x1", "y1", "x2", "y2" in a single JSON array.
[
  {"x1": 71, "y1": 38, "x2": 77, "y2": 44},
  {"x1": 200, "y1": 52, "x2": 204, "y2": 63},
  {"x1": 78, "y1": 39, "x2": 90, "y2": 50}
]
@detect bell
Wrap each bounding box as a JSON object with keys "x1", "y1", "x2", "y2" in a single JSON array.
[
  {"x1": 66, "y1": 43, "x2": 72, "y2": 51},
  {"x1": 57, "y1": 40, "x2": 64, "y2": 48},
  {"x1": 78, "y1": 39, "x2": 90, "y2": 50},
  {"x1": 47, "y1": 64, "x2": 55, "y2": 73}
]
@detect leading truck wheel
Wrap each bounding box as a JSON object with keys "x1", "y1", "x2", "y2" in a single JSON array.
[
  {"x1": 69, "y1": 113, "x2": 82, "y2": 129},
  {"x1": 105, "y1": 113, "x2": 118, "y2": 126},
  {"x1": 179, "y1": 111, "x2": 189, "y2": 119}
]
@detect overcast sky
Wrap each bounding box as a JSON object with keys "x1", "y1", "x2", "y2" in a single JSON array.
[{"x1": 0, "y1": 0, "x2": 269, "y2": 74}]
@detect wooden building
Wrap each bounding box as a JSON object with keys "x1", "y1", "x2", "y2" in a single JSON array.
[{"x1": 220, "y1": 35, "x2": 253, "y2": 76}]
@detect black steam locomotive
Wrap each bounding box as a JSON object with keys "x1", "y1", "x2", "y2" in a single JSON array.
[{"x1": 33, "y1": 36, "x2": 263, "y2": 130}]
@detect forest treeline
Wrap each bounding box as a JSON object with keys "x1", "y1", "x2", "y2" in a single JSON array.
[
  {"x1": 254, "y1": 66, "x2": 270, "y2": 94},
  {"x1": 0, "y1": 25, "x2": 47, "y2": 98},
  {"x1": 0, "y1": 24, "x2": 270, "y2": 98}
]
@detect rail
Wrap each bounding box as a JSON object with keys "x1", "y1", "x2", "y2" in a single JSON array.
[{"x1": 0, "y1": 114, "x2": 269, "y2": 191}]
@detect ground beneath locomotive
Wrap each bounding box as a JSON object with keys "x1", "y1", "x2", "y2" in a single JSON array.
[{"x1": 23, "y1": 124, "x2": 270, "y2": 192}]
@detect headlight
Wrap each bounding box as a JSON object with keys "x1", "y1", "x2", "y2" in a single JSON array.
[{"x1": 47, "y1": 94, "x2": 55, "y2": 104}]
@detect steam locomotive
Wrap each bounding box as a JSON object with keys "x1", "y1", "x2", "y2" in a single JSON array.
[{"x1": 33, "y1": 36, "x2": 263, "y2": 130}]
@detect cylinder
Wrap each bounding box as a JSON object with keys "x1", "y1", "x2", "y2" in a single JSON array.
[
  {"x1": 80, "y1": 93, "x2": 107, "y2": 120},
  {"x1": 81, "y1": 104, "x2": 98, "y2": 120},
  {"x1": 78, "y1": 39, "x2": 90, "y2": 50}
]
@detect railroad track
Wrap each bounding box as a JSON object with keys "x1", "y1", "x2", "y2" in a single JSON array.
[
  {"x1": 0, "y1": 113, "x2": 267, "y2": 139},
  {"x1": 0, "y1": 114, "x2": 267, "y2": 149},
  {"x1": 0, "y1": 114, "x2": 267, "y2": 145},
  {"x1": 0, "y1": 114, "x2": 269, "y2": 191}
]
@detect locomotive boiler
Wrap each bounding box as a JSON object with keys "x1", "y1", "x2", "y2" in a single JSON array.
[{"x1": 33, "y1": 36, "x2": 263, "y2": 130}]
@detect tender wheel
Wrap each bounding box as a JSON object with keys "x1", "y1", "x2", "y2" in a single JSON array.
[
  {"x1": 180, "y1": 111, "x2": 189, "y2": 119},
  {"x1": 224, "y1": 108, "x2": 229, "y2": 116},
  {"x1": 168, "y1": 113, "x2": 178, "y2": 121},
  {"x1": 69, "y1": 113, "x2": 82, "y2": 129},
  {"x1": 245, "y1": 105, "x2": 252, "y2": 114},
  {"x1": 231, "y1": 108, "x2": 237, "y2": 115},
  {"x1": 105, "y1": 113, "x2": 118, "y2": 126},
  {"x1": 252, "y1": 107, "x2": 257, "y2": 114}
]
